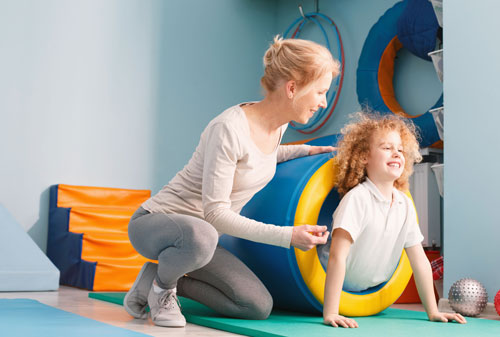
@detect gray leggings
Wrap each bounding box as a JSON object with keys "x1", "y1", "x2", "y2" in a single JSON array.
[{"x1": 128, "y1": 207, "x2": 273, "y2": 319}]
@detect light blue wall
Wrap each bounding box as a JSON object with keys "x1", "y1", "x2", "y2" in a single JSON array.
[
  {"x1": 151, "y1": 1, "x2": 277, "y2": 192},
  {"x1": 0, "y1": 0, "x2": 276, "y2": 251},
  {"x1": 277, "y1": 0, "x2": 442, "y2": 143},
  {"x1": 444, "y1": 0, "x2": 500, "y2": 298},
  {"x1": 0, "y1": 0, "x2": 160, "y2": 251}
]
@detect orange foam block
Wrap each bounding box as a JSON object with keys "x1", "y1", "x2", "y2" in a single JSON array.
[{"x1": 47, "y1": 184, "x2": 154, "y2": 291}]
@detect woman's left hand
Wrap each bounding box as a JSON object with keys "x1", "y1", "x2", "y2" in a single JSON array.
[{"x1": 308, "y1": 146, "x2": 336, "y2": 156}]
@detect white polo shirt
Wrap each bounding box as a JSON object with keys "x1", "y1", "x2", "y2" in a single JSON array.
[{"x1": 332, "y1": 178, "x2": 423, "y2": 292}]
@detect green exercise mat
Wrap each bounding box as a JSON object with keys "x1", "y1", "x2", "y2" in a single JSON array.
[{"x1": 89, "y1": 292, "x2": 500, "y2": 337}]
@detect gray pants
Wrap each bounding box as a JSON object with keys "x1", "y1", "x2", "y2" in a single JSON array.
[{"x1": 128, "y1": 207, "x2": 273, "y2": 319}]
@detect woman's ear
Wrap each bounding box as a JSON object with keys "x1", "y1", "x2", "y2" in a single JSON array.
[{"x1": 285, "y1": 80, "x2": 296, "y2": 99}]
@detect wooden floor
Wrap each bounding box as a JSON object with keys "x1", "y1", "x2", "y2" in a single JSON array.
[{"x1": 2, "y1": 286, "x2": 498, "y2": 336}]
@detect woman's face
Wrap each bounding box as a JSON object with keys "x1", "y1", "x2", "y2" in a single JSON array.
[{"x1": 291, "y1": 72, "x2": 333, "y2": 125}]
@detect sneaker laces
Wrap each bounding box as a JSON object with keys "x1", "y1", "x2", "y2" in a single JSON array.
[{"x1": 158, "y1": 289, "x2": 182, "y2": 311}]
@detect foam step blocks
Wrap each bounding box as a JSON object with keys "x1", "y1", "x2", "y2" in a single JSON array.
[
  {"x1": 47, "y1": 184, "x2": 152, "y2": 291},
  {"x1": 0, "y1": 204, "x2": 59, "y2": 291}
]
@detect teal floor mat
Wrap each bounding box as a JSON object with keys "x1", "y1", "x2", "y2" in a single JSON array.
[{"x1": 90, "y1": 292, "x2": 500, "y2": 337}]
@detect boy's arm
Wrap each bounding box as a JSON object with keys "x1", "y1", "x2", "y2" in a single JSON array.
[
  {"x1": 405, "y1": 244, "x2": 467, "y2": 324},
  {"x1": 323, "y1": 228, "x2": 358, "y2": 328}
]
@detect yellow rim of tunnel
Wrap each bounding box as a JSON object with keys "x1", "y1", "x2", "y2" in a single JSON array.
[{"x1": 293, "y1": 158, "x2": 413, "y2": 316}]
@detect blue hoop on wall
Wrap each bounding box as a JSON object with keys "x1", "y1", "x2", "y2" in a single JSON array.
[{"x1": 356, "y1": 1, "x2": 442, "y2": 148}]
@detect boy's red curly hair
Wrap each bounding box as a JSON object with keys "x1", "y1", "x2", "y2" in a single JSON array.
[{"x1": 335, "y1": 112, "x2": 422, "y2": 196}]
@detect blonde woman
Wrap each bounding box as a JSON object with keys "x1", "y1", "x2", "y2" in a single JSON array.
[{"x1": 125, "y1": 36, "x2": 340, "y2": 327}]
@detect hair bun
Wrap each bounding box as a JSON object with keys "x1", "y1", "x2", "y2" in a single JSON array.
[
  {"x1": 272, "y1": 35, "x2": 284, "y2": 51},
  {"x1": 263, "y1": 35, "x2": 283, "y2": 66}
]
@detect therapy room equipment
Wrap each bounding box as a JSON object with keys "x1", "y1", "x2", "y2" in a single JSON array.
[{"x1": 47, "y1": 184, "x2": 153, "y2": 291}]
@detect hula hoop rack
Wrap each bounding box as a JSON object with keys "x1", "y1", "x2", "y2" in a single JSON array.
[{"x1": 283, "y1": 6, "x2": 345, "y2": 134}]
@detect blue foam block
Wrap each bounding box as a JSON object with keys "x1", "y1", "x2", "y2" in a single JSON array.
[
  {"x1": 0, "y1": 299, "x2": 150, "y2": 337},
  {"x1": 0, "y1": 204, "x2": 59, "y2": 291}
]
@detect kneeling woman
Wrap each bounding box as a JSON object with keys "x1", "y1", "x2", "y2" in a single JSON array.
[{"x1": 124, "y1": 36, "x2": 340, "y2": 327}]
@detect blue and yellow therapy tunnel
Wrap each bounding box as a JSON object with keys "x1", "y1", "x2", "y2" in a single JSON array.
[{"x1": 220, "y1": 135, "x2": 413, "y2": 316}]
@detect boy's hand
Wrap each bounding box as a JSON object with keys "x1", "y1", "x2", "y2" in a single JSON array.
[
  {"x1": 429, "y1": 311, "x2": 467, "y2": 324},
  {"x1": 324, "y1": 314, "x2": 358, "y2": 328}
]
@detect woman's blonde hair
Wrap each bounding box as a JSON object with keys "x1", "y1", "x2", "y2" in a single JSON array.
[
  {"x1": 261, "y1": 36, "x2": 340, "y2": 97},
  {"x1": 335, "y1": 112, "x2": 422, "y2": 196}
]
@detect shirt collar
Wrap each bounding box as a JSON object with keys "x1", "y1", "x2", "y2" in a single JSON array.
[{"x1": 362, "y1": 178, "x2": 404, "y2": 205}]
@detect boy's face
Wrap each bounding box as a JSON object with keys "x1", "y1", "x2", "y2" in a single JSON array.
[{"x1": 365, "y1": 130, "x2": 405, "y2": 185}]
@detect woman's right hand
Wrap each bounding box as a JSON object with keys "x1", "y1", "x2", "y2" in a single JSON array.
[
  {"x1": 323, "y1": 314, "x2": 359, "y2": 328},
  {"x1": 290, "y1": 225, "x2": 329, "y2": 251}
]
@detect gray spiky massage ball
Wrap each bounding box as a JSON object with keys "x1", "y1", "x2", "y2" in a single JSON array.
[{"x1": 448, "y1": 278, "x2": 488, "y2": 316}]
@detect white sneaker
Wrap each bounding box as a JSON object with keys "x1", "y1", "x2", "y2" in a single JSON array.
[
  {"x1": 148, "y1": 280, "x2": 186, "y2": 327},
  {"x1": 124, "y1": 262, "x2": 158, "y2": 319}
]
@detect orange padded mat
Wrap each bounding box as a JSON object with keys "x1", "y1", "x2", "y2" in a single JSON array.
[{"x1": 48, "y1": 184, "x2": 154, "y2": 291}]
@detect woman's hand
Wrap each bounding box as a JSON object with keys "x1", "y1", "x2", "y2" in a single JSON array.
[
  {"x1": 308, "y1": 146, "x2": 336, "y2": 156},
  {"x1": 324, "y1": 314, "x2": 358, "y2": 328},
  {"x1": 291, "y1": 225, "x2": 329, "y2": 251},
  {"x1": 428, "y1": 311, "x2": 467, "y2": 324}
]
